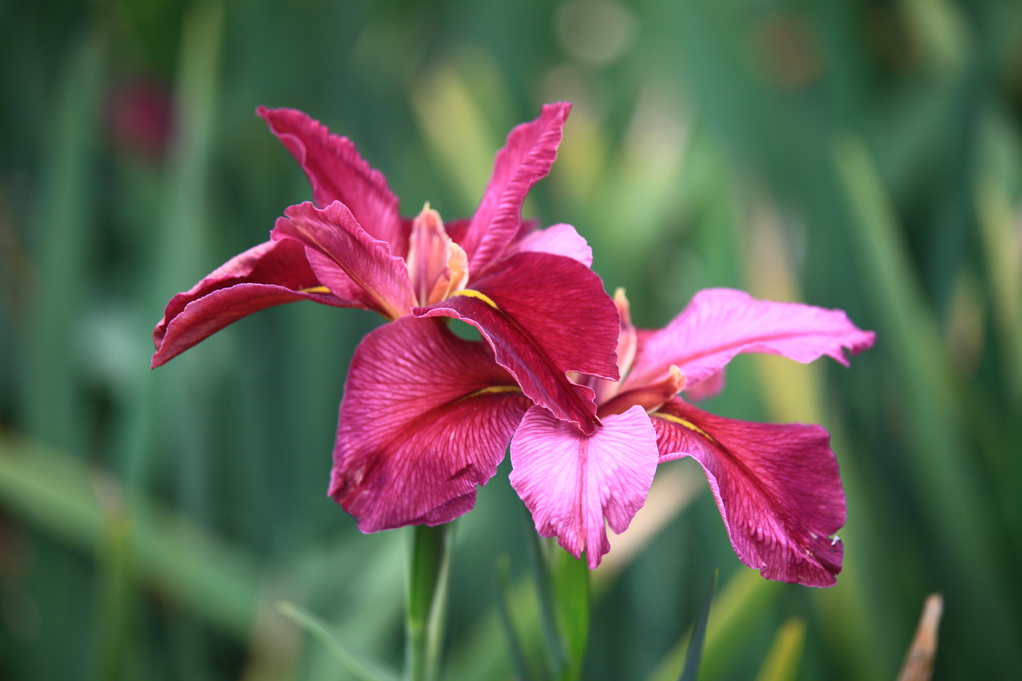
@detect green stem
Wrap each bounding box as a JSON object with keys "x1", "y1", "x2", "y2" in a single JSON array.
[{"x1": 405, "y1": 524, "x2": 451, "y2": 681}]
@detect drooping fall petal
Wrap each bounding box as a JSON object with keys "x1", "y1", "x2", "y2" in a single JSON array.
[
  {"x1": 415, "y1": 251, "x2": 620, "y2": 433},
  {"x1": 504, "y1": 223, "x2": 593, "y2": 267},
  {"x1": 331, "y1": 317, "x2": 532, "y2": 533},
  {"x1": 271, "y1": 201, "x2": 416, "y2": 320},
  {"x1": 152, "y1": 239, "x2": 352, "y2": 367},
  {"x1": 625, "y1": 288, "x2": 876, "y2": 391},
  {"x1": 257, "y1": 106, "x2": 407, "y2": 256},
  {"x1": 460, "y1": 103, "x2": 571, "y2": 276},
  {"x1": 652, "y1": 398, "x2": 846, "y2": 587},
  {"x1": 510, "y1": 405, "x2": 659, "y2": 569}
]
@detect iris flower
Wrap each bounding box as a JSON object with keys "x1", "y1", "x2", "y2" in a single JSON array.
[
  {"x1": 509, "y1": 289, "x2": 875, "y2": 586},
  {"x1": 152, "y1": 103, "x2": 619, "y2": 431},
  {"x1": 331, "y1": 288, "x2": 874, "y2": 586}
]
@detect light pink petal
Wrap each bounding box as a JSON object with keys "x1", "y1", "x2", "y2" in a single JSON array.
[
  {"x1": 415, "y1": 251, "x2": 620, "y2": 434},
  {"x1": 625, "y1": 288, "x2": 876, "y2": 391},
  {"x1": 152, "y1": 239, "x2": 355, "y2": 368},
  {"x1": 257, "y1": 107, "x2": 407, "y2": 257},
  {"x1": 271, "y1": 201, "x2": 416, "y2": 320},
  {"x1": 504, "y1": 223, "x2": 593, "y2": 267},
  {"x1": 684, "y1": 369, "x2": 727, "y2": 402},
  {"x1": 459, "y1": 103, "x2": 571, "y2": 275},
  {"x1": 510, "y1": 405, "x2": 659, "y2": 569},
  {"x1": 331, "y1": 317, "x2": 532, "y2": 532},
  {"x1": 653, "y1": 398, "x2": 846, "y2": 587}
]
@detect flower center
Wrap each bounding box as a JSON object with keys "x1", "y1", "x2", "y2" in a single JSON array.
[
  {"x1": 592, "y1": 290, "x2": 685, "y2": 418},
  {"x1": 596, "y1": 365, "x2": 684, "y2": 418},
  {"x1": 406, "y1": 203, "x2": 469, "y2": 307}
]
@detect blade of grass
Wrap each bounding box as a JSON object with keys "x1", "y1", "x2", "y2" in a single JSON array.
[
  {"x1": 834, "y1": 133, "x2": 1021, "y2": 667},
  {"x1": 647, "y1": 569, "x2": 777, "y2": 681},
  {"x1": 120, "y1": 0, "x2": 224, "y2": 493},
  {"x1": 24, "y1": 27, "x2": 105, "y2": 451},
  {"x1": 495, "y1": 555, "x2": 538, "y2": 681},
  {"x1": 975, "y1": 169, "x2": 1022, "y2": 405},
  {"x1": 278, "y1": 601, "x2": 399, "y2": 681},
  {"x1": 525, "y1": 529, "x2": 566, "y2": 680},
  {"x1": 551, "y1": 547, "x2": 589, "y2": 681},
  {"x1": 678, "y1": 570, "x2": 718, "y2": 681}
]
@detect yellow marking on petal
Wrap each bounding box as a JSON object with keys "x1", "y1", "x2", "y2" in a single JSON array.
[
  {"x1": 452, "y1": 288, "x2": 499, "y2": 310},
  {"x1": 468, "y1": 386, "x2": 521, "y2": 397},
  {"x1": 452, "y1": 385, "x2": 522, "y2": 406},
  {"x1": 299, "y1": 286, "x2": 332, "y2": 294},
  {"x1": 652, "y1": 412, "x2": 718, "y2": 444}
]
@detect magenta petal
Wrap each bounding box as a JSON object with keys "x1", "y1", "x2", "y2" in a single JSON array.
[
  {"x1": 331, "y1": 317, "x2": 532, "y2": 532},
  {"x1": 459, "y1": 103, "x2": 571, "y2": 275},
  {"x1": 271, "y1": 201, "x2": 416, "y2": 320},
  {"x1": 152, "y1": 239, "x2": 354, "y2": 367},
  {"x1": 416, "y1": 251, "x2": 620, "y2": 434},
  {"x1": 504, "y1": 223, "x2": 593, "y2": 267},
  {"x1": 510, "y1": 405, "x2": 659, "y2": 569},
  {"x1": 626, "y1": 288, "x2": 876, "y2": 391},
  {"x1": 257, "y1": 106, "x2": 407, "y2": 256},
  {"x1": 653, "y1": 399, "x2": 846, "y2": 587}
]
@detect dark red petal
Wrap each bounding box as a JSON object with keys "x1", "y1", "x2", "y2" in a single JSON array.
[
  {"x1": 331, "y1": 317, "x2": 531, "y2": 532},
  {"x1": 459, "y1": 103, "x2": 571, "y2": 276},
  {"x1": 271, "y1": 201, "x2": 416, "y2": 320},
  {"x1": 152, "y1": 239, "x2": 355, "y2": 367},
  {"x1": 257, "y1": 106, "x2": 407, "y2": 257},
  {"x1": 416, "y1": 251, "x2": 620, "y2": 434},
  {"x1": 653, "y1": 398, "x2": 846, "y2": 587}
]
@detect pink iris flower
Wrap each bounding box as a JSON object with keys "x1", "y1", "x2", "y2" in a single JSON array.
[
  {"x1": 509, "y1": 289, "x2": 876, "y2": 586},
  {"x1": 151, "y1": 103, "x2": 620, "y2": 431}
]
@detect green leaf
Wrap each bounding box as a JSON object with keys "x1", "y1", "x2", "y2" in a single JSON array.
[
  {"x1": 495, "y1": 555, "x2": 535, "y2": 681},
  {"x1": 552, "y1": 548, "x2": 590, "y2": 681},
  {"x1": 278, "y1": 601, "x2": 398, "y2": 681},
  {"x1": 25, "y1": 27, "x2": 106, "y2": 451},
  {"x1": 647, "y1": 569, "x2": 781, "y2": 681},
  {"x1": 834, "y1": 134, "x2": 1021, "y2": 662},
  {"x1": 523, "y1": 516, "x2": 591, "y2": 681},
  {"x1": 678, "y1": 570, "x2": 717, "y2": 681},
  {"x1": 526, "y1": 527, "x2": 564, "y2": 679}
]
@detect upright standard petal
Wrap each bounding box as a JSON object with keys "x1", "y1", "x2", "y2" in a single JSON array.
[
  {"x1": 626, "y1": 288, "x2": 876, "y2": 390},
  {"x1": 415, "y1": 251, "x2": 620, "y2": 434},
  {"x1": 271, "y1": 201, "x2": 417, "y2": 320},
  {"x1": 510, "y1": 405, "x2": 659, "y2": 569},
  {"x1": 459, "y1": 103, "x2": 571, "y2": 276},
  {"x1": 331, "y1": 317, "x2": 532, "y2": 533},
  {"x1": 653, "y1": 398, "x2": 846, "y2": 587},
  {"x1": 257, "y1": 106, "x2": 407, "y2": 256},
  {"x1": 152, "y1": 239, "x2": 353, "y2": 367}
]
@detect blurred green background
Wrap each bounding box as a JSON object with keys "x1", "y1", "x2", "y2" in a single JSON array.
[{"x1": 2, "y1": 0, "x2": 1021, "y2": 679}]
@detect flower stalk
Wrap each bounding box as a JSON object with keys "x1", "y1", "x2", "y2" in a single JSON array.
[{"x1": 405, "y1": 524, "x2": 451, "y2": 681}]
